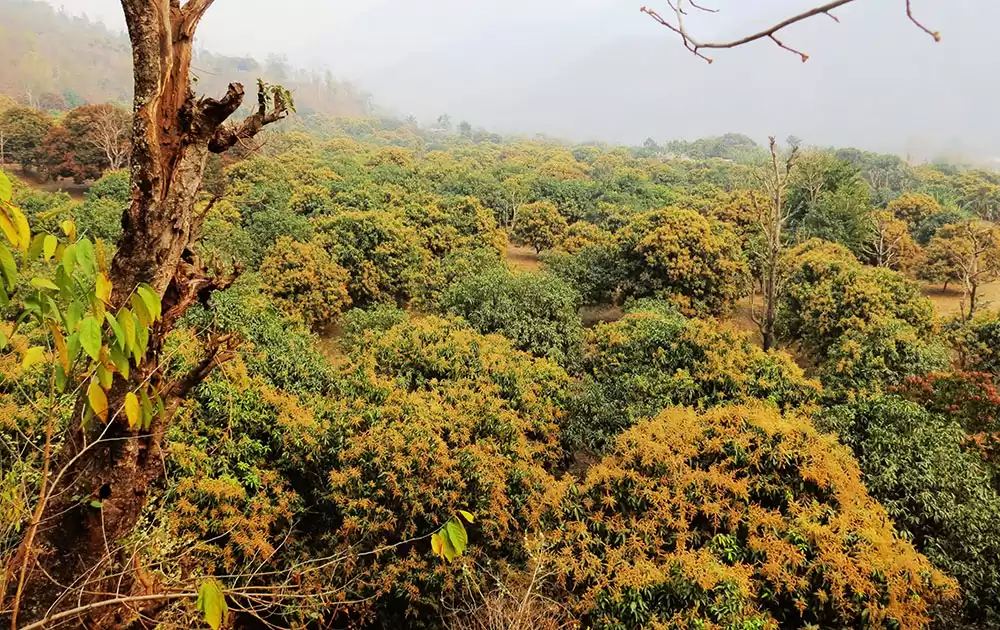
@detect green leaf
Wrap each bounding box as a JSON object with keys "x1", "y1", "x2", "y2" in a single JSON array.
[
  {"x1": 89, "y1": 500, "x2": 103, "y2": 509},
  {"x1": 109, "y1": 344, "x2": 129, "y2": 380},
  {"x1": 0, "y1": 328, "x2": 8, "y2": 350},
  {"x1": 0, "y1": 244, "x2": 17, "y2": 291},
  {"x1": 30, "y1": 277, "x2": 59, "y2": 291},
  {"x1": 66, "y1": 331, "x2": 81, "y2": 365},
  {"x1": 79, "y1": 316, "x2": 102, "y2": 361},
  {"x1": 458, "y1": 510, "x2": 475, "y2": 524},
  {"x1": 437, "y1": 526, "x2": 458, "y2": 562},
  {"x1": 42, "y1": 234, "x2": 57, "y2": 261},
  {"x1": 196, "y1": 579, "x2": 228, "y2": 630},
  {"x1": 446, "y1": 518, "x2": 468, "y2": 555},
  {"x1": 105, "y1": 312, "x2": 125, "y2": 349},
  {"x1": 21, "y1": 346, "x2": 45, "y2": 370},
  {"x1": 136, "y1": 284, "x2": 161, "y2": 321},
  {"x1": 140, "y1": 388, "x2": 154, "y2": 431},
  {"x1": 61, "y1": 242, "x2": 76, "y2": 276},
  {"x1": 67, "y1": 301, "x2": 84, "y2": 332},
  {"x1": 76, "y1": 238, "x2": 96, "y2": 278},
  {"x1": 27, "y1": 233, "x2": 45, "y2": 261},
  {"x1": 87, "y1": 378, "x2": 108, "y2": 422},
  {"x1": 124, "y1": 392, "x2": 141, "y2": 431},
  {"x1": 118, "y1": 309, "x2": 137, "y2": 353},
  {"x1": 0, "y1": 170, "x2": 11, "y2": 203}
]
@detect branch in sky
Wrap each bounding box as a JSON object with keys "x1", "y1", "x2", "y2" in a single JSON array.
[{"x1": 641, "y1": 0, "x2": 940, "y2": 63}]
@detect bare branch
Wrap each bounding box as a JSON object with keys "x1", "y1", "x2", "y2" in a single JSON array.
[{"x1": 643, "y1": 0, "x2": 940, "y2": 62}]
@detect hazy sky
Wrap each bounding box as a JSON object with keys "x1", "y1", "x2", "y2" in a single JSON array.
[{"x1": 51, "y1": 0, "x2": 1000, "y2": 158}]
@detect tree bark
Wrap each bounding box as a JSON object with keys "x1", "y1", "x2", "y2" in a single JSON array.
[{"x1": 4, "y1": 1, "x2": 286, "y2": 626}]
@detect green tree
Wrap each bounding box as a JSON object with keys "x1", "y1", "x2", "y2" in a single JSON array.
[
  {"x1": 921, "y1": 221, "x2": 1000, "y2": 316},
  {"x1": 618, "y1": 207, "x2": 747, "y2": 316},
  {"x1": 0, "y1": 105, "x2": 52, "y2": 169},
  {"x1": 441, "y1": 267, "x2": 584, "y2": 366},
  {"x1": 513, "y1": 201, "x2": 568, "y2": 253},
  {"x1": 259, "y1": 237, "x2": 352, "y2": 329}
]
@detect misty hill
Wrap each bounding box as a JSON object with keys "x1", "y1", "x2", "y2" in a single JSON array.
[{"x1": 0, "y1": 0, "x2": 372, "y2": 116}]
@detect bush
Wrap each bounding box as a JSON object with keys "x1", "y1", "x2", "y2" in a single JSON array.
[
  {"x1": 316, "y1": 211, "x2": 427, "y2": 307},
  {"x1": 821, "y1": 396, "x2": 1000, "y2": 627},
  {"x1": 312, "y1": 316, "x2": 572, "y2": 625},
  {"x1": 259, "y1": 237, "x2": 351, "y2": 329},
  {"x1": 566, "y1": 307, "x2": 819, "y2": 452},
  {"x1": 540, "y1": 244, "x2": 624, "y2": 305},
  {"x1": 548, "y1": 405, "x2": 955, "y2": 629},
  {"x1": 618, "y1": 207, "x2": 747, "y2": 316},
  {"x1": 441, "y1": 267, "x2": 584, "y2": 367},
  {"x1": 514, "y1": 201, "x2": 568, "y2": 253}
]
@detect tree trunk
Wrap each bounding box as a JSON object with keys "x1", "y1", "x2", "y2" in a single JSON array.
[{"x1": 5, "y1": 1, "x2": 287, "y2": 626}]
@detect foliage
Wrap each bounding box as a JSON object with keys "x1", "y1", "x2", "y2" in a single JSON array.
[
  {"x1": 0, "y1": 106, "x2": 52, "y2": 169},
  {"x1": 513, "y1": 201, "x2": 568, "y2": 253},
  {"x1": 895, "y1": 371, "x2": 1000, "y2": 435},
  {"x1": 618, "y1": 207, "x2": 747, "y2": 316},
  {"x1": 316, "y1": 211, "x2": 426, "y2": 307},
  {"x1": 259, "y1": 236, "x2": 351, "y2": 329},
  {"x1": 540, "y1": 243, "x2": 624, "y2": 305},
  {"x1": 556, "y1": 220, "x2": 613, "y2": 254},
  {"x1": 549, "y1": 405, "x2": 955, "y2": 630},
  {"x1": 566, "y1": 306, "x2": 819, "y2": 452},
  {"x1": 440, "y1": 267, "x2": 584, "y2": 367},
  {"x1": 821, "y1": 396, "x2": 1000, "y2": 627}
]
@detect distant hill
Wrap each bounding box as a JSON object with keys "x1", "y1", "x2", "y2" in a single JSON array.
[{"x1": 0, "y1": 0, "x2": 373, "y2": 116}]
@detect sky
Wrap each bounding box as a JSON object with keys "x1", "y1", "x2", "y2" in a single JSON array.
[{"x1": 51, "y1": 0, "x2": 1000, "y2": 159}]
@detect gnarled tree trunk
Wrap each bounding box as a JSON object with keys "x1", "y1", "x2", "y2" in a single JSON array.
[{"x1": 4, "y1": 1, "x2": 287, "y2": 626}]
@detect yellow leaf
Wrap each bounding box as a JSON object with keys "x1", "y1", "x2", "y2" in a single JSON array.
[
  {"x1": 21, "y1": 346, "x2": 46, "y2": 370},
  {"x1": 51, "y1": 324, "x2": 70, "y2": 373},
  {"x1": 95, "y1": 273, "x2": 112, "y2": 304},
  {"x1": 42, "y1": 234, "x2": 57, "y2": 261},
  {"x1": 458, "y1": 510, "x2": 475, "y2": 524},
  {"x1": 87, "y1": 379, "x2": 108, "y2": 422},
  {"x1": 124, "y1": 392, "x2": 141, "y2": 431},
  {"x1": 12, "y1": 205, "x2": 30, "y2": 254},
  {"x1": 431, "y1": 532, "x2": 443, "y2": 557},
  {"x1": 60, "y1": 219, "x2": 77, "y2": 242},
  {"x1": 95, "y1": 239, "x2": 109, "y2": 275},
  {"x1": 0, "y1": 210, "x2": 18, "y2": 249}
]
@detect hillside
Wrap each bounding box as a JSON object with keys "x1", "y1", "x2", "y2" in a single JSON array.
[{"x1": 0, "y1": 0, "x2": 372, "y2": 116}]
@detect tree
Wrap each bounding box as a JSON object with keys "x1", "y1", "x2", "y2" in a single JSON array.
[
  {"x1": 887, "y1": 192, "x2": 942, "y2": 228},
  {"x1": 618, "y1": 207, "x2": 747, "y2": 316},
  {"x1": 922, "y1": 221, "x2": 1000, "y2": 316},
  {"x1": 749, "y1": 137, "x2": 796, "y2": 350},
  {"x1": 551, "y1": 405, "x2": 955, "y2": 629},
  {"x1": 513, "y1": 201, "x2": 568, "y2": 253},
  {"x1": 0, "y1": 105, "x2": 52, "y2": 170},
  {"x1": 80, "y1": 104, "x2": 132, "y2": 171},
  {"x1": 863, "y1": 209, "x2": 921, "y2": 272},
  {"x1": 6, "y1": 1, "x2": 292, "y2": 624},
  {"x1": 821, "y1": 396, "x2": 1000, "y2": 627},
  {"x1": 643, "y1": 0, "x2": 940, "y2": 63},
  {"x1": 259, "y1": 237, "x2": 352, "y2": 330}
]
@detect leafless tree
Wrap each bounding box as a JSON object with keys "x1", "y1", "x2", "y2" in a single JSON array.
[
  {"x1": 86, "y1": 104, "x2": 132, "y2": 170},
  {"x1": 642, "y1": 0, "x2": 939, "y2": 63},
  {"x1": 749, "y1": 137, "x2": 797, "y2": 351}
]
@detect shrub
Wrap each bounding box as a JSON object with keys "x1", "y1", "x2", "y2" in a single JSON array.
[
  {"x1": 316, "y1": 211, "x2": 427, "y2": 307},
  {"x1": 548, "y1": 405, "x2": 955, "y2": 629},
  {"x1": 821, "y1": 396, "x2": 1000, "y2": 627},
  {"x1": 259, "y1": 237, "x2": 351, "y2": 329},
  {"x1": 618, "y1": 207, "x2": 747, "y2": 316},
  {"x1": 441, "y1": 267, "x2": 584, "y2": 367},
  {"x1": 514, "y1": 201, "x2": 568, "y2": 253},
  {"x1": 566, "y1": 307, "x2": 819, "y2": 452},
  {"x1": 556, "y1": 221, "x2": 613, "y2": 254},
  {"x1": 541, "y1": 244, "x2": 624, "y2": 305}
]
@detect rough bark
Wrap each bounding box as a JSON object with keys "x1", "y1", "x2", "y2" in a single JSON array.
[{"x1": 4, "y1": 1, "x2": 286, "y2": 626}]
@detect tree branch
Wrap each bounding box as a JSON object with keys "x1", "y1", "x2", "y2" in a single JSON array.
[
  {"x1": 642, "y1": 0, "x2": 939, "y2": 63},
  {"x1": 208, "y1": 82, "x2": 290, "y2": 153},
  {"x1": 178, "y1": 0, "x2": 216, "y2": 38},
  {"x1": 17, "y1": 592, "x2": 197, "y2": 630}
]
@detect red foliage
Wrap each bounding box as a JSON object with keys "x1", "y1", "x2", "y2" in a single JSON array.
[{"x1": 894, "y1": 371, "x2": 1000, "y2": 434}]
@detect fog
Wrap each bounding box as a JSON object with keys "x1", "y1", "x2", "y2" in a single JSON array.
[{"x1": 53, "y1": 0, "x2": 1000, "y2": 159}]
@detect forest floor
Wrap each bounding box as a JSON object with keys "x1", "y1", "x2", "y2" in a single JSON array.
[
  {"x1": 504, "y1": 243, "x2": 543, "y2": 272},
  {"x1": 4, "y1": 164, "x2": 90, "y2": 200}
]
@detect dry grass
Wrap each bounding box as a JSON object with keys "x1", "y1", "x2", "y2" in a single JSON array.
[
  {"x1": 504, "y1": 244, "x2": 542, "y2": 273},
  {"x1": 922, "y1": 281, "x2": 1000, "y2": 317}
]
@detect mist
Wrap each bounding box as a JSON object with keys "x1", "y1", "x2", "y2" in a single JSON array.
[{"x1": 52, "y1": 0, "x2": 1000, "y2": 159}]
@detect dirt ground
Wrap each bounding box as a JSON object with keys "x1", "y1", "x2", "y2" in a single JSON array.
[
  {"x1": 4, "y1": 165, "x2": 90, "y2": 200},
  {"x1": 504, "y1": 243, "x2": 542, "y2": 272}
]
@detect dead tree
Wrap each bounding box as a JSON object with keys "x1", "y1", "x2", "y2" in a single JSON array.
[
  {"x1": 4, "y1": 0, "x2": 290, "y2": 626},
  {"x1": 642, "y1": 0, "x2": 940, "y2": 63},
  {"x1": 749, "y1": 137, "x2": 797, "y2": 351},
  {"x1": 86, "y1": 105, "x2": 133, "y2": 170}
]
